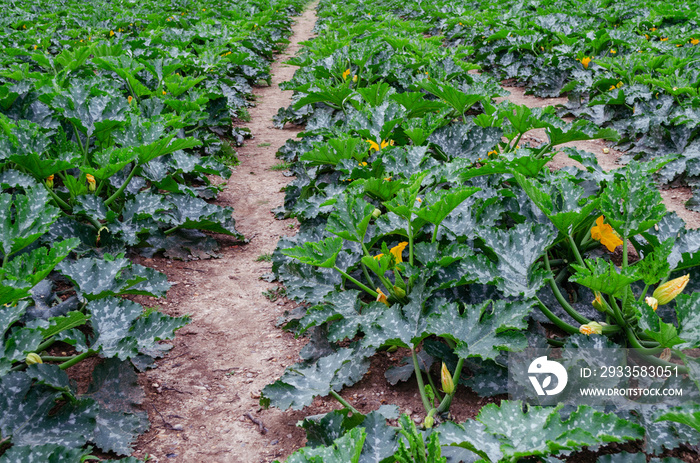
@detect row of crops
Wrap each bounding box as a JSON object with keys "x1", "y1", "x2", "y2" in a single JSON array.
[
  {"x1": 262, "y1": 0, "x2": 700, "y2": 461},
  {"x1": 0, "y1": 0, "x2": 306, "y2": 460}
]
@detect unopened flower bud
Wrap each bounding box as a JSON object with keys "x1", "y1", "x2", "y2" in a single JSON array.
[
  {"x1": 645, "y1": 296, "x2": 659, "y2": 312},
  {"x1": 653, "y1": 275, "x2": 689, "y2": 305},
  {"x1": 393, "y1": 286, "x2": 406, "y2": 298},
  {"x1": 579, "y1": 321, "x2": 603, "y2": 335},
  {"x1": 372, "y1": 208, "x2": 381, "y2": 219},
  {"x1": 26, "y1": 353, "x2": 42, "y2": 365},
  {"x1": 86, "y1": 174, "x2": 96, "y2": 192},
  {"x1": 45, "y1": 174, "x2": 54, "y2": 189},
  {"x1": 441, "y1": 363, "x2": 455, "y2": 394},
  {"x1": 423, "y1": 415, "x2": 434, "y2": 428}
]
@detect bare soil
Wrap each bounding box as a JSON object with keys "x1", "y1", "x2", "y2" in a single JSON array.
[{"x1": 132, "y1": 10, "x2": 700, "y2": 463}]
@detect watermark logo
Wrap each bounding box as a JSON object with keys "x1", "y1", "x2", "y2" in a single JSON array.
[{"x1": 528, "y1": 356, "x2": 567, "y2": 396}]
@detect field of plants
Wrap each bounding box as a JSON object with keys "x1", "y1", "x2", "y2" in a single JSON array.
[
  {"x1": 262, "y1": 0, "x2": 700, "y2": 461},
  {"x1": 0, "y1": 0, "x2": 305, "y2": 460},
  {"x1": 3, "y1": 0, "x2": 700, "y2": 460}
]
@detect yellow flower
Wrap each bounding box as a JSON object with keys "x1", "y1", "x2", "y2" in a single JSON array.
[
  {"x1": 389, "y1": 242, "x2": 408, "y2": 263},
  {"x1": 110, "y1": 30, "x2": 114, "y2": 36},
  {"x1": 366, "y1": 139, "x2": 380, "y2": 152},
  {"x1": 33, "y1": 45, "x2": 38, "y2": 50},
  {"x1": 610, "y1": 49, "x2": 616, "y2": 54},
  {"x1": 581, "y1": 57, "x2": 591, "y2": 69},
  {"x1": 645, "y1": 34, "x2": 650, "y2": 40},
  {"x1": 342, "y1": 69, "x2": 351, "y2": 80},
  {"x1": 652, "y1": 274, "x2": 689, "y2": 305},
  {"x1": 86, "y1": 174, "x2": 96, "y2": 192},
  {"x1": 691, "y1": 38, "x2": 699, "y2": 45},
  {"x1": 416, "y1": 197, "x2": 422, "y2": 203},
  {"x1": 441, "y1": 363, "x2": 455, "y2": 394},
  {"x1": 380, "y1": 139, "x2": 394, "y2": 149},
  {"x1": 358, "y1": 161, "x2": 368, "y2": 166},
  {"x1": 661, "y1": 37, "x2": 668, "y2": 41},
  {"x1": 376, "y1": 288, "x2": 389, "y2": 306},
  {"x1": 645, "y1": 296, "x2": 659, "y2": 311},
  {"x1": 384, "y1": 177, "x2": 392, "y2": 181},
  {"x1": 45, "y1": 175, "x2": 54, "y2": 189},
  {"x1": 162, "y1": 90, "x2": 167, "y2": 95},
  {"x1": 352, "y1": 75, "x2": 358, "y2": 82},
  {"x1": 590, "y1": 215, "x2": 622, "y2": 252},
  {"x1": 579, "y1": 321, "x2": 603, "y2": 335},
  {"x1": 616, "y1": 81, "x2": 624, "y2": 88},
  {"x1": 650, "y1": 27, "x2": 657, "y2": 31},
  {"x1": 128, "y1": 95, "x2": 133, "y2": 104},
  {"x1": 487, "y1": 150, "x2": 498, "y2": 156},
  {"x1": 609, "y1": 85, "x2": 616, "y2": 91}
]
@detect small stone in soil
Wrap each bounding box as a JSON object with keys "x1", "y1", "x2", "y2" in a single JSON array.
[
  {"x1": 172, "y1": 424, "x2": 184, "y2": 431},
  {"x1": 270, "y1": 440, "x2": 279, "y2": 445}
]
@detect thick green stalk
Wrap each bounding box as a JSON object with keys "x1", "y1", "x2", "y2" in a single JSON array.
[
  {"x1": 535, "y1": 297, "x2": 580, "y2": 334},
  {"x1": 36, "y1": 337, "x2": 57, "y2": 353},
  {"x1": 104, "y1": 163, "x2": 138, "y2": 206},
  {"x1": 567, "y1": 234, "x2": 586, "y2": 267},
  {"x1": 412, "y1": 348, "x2": 432, "y2": 414},
  {"x1": 41, "y1": 355, "x2": 77, "y2": 362},
  {"x1": 360, "y1": 262, "x2": 377, "y2": 289},
  {"x1": 544, "y1": 253, "x2": 590, "y2": 325},
  {"x1": 334, "y1": 266, "x2": 378, "y2": 298},
  {"x1": 59, "y1": 350, "x2": 94, "y2": 370},
  {"x1": 329, "y1": 390, "x2": 359, "y2": 414},
  {"x1": 45, "y1": 186, "x2": 71, "y2": 211}
]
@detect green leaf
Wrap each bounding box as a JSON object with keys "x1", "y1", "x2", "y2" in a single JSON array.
[
  {"x1": 88, "y1": 297, "x2": 143, "y2": 359},
  {"x1": 326, "y1": 194, "x2": 375, "y2": 243},
  {"x1": 413, "y1": 187, "x2": 480, "y2": 228},
  {"x1": 673, "y1": 293, "x2": 700, "y2": 348},
  {"x1": 416, "y1": 80, "x2": 482, "y2": 115},
  {"x1": 260, "y1": 345, "x2": 372, "y2": 410},
  {"x1": 427, "y1": 300, "x2": 532, "y2": 361},
  {"x1": 0, "y1": 187, "x2": 60, "y2": 257},
  {"x1": 512, "y1": 171, "x2": 599, "y2": 235},
  {"x1": 389, "y1": 92, "x2": 447, "y2": 118},
  {"x1": 634, "y1": 238, "x2": 673, "y2": 285},
  {"x1": 0, "y1": 284, "x2": 31, "y2": 306},
  {"x1": 282, "y1": 236, "x2": 344, "y2": 268},
  {"x1": 545, "y1": 119, "x2": 619, "y2": 146},
  {"x1": 0, "y1": 238, "x2": 79, "y2": 287},
  {"x1": 283, "y1": 427, "x2": 366, "y2": 463},
  {"x1": 477, "y1": 401, "x2": 644, "y2": 459},
  {"x1": 163, "y1": 194, "x2": 242, "y2": 238},
  {"x1": 8, "y1": 152, "x2": 77, "y2": 179},
  {"x1": 570, "y1": 258, "x2": 640, "y2": 297},
  {"x1": 38, "y1": 311, "x2": 88, "y2": 339},
  {"x1": 57, "y1": 257, "x2": 169, "y2": 300},
  {"x1": 656, "y1": 404, "x2": 700, "y2": 433},
  {"x1": 600, "y1": 161, "x2": 666, "y2": 237},
  {"x1": 0, "y1": 444, "x2": 92, "y2": 463},
  {"x1": 81, "y1": 147, "x2": 136, "y2": 180},
  {"x1": 85, "y1": 359, "x2": 149, "y2": 455},
  {"x1": 133, "y1": 135, "x2": 201, "y2": 165},
  {"x1": 480, "y1": 222, "x2": 556, "y2": 298}
]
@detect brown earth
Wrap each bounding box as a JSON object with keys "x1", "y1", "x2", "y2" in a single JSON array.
[{"x1": 132, "y1": 7, "x2": 700, "y2": 463}]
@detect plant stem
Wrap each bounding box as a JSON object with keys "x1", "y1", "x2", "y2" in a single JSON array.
[
  {"x1": 41, "y1": 355, "x2": 77, "y2": 362},
  {"x1": 59, "y1": 350, "x2": 94, "y2": 370},
  {"x1": 334, "y1": 266, "x2": 378, "y2": 298},
  {"x1": 622, "y1": 235, "x2": 628, "y2": 268},
  {"x1": 535, "y1": 296, "x2": 580, "y2": 334},
  {"x1": 104, "y1": 163, "x2": 138, "y2": 207},
  {"x1": 45, "y1": 186, "x2": 72, "y2": 211},
  {"x1": 36, "y1": 337, "x2": 57, "y2": 353},
  {"x1": 360, "y1": 262, "x2": 377, "y2": 289},
  {"x1": 412, "y1": 348, "x2": 432, "y2": 414},
  {"x1": 544, "y1": 253, "x2": 590, "y2": 325},
  {"x1": 329, "y1": 390, "x2": 359, "y2": 414},
  {"x1": 567, "y1": 234, "x2": 586, "y2": 267}
]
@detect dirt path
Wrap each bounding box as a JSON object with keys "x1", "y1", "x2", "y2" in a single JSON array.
[{"x1": 133, "y1": 5, "x2": 318, "y2": 462}]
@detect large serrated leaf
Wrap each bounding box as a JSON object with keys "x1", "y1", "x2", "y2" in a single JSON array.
[
  {"x1": 0, "y1": 187, "x2": 60, "y2": 257},
  {"x1": 282, "y1": 427, "x2": 366, "y2": 463},
  {"x1": 282, "y1": 236, "x2": 344, "y2": 268},
  {"x1": 0, "y1": 238, "x2": 79, "y2": 287},
  {"x1": 570, "y1": 258, "x2": 640, "y2": 296},
  {"x1": 326, "y1": 194, "x2": 375, "y2": 243},
  {"x1": 428, "y1": 300, "x2": 532, "y2": 361},
  {"x1": 480, "y1": 222, "x2": 556, "y2": 298},
  {"x1": 260, "y1": 345, "x2": 372, "y2": 410}
]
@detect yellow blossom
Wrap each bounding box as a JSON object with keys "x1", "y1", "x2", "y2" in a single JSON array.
[
  {"x1": 610, "y1": 49, "x2": 616, "y2": 54},
  {"x1": 653, "y1": 274, "x2": 689, "y2": 305},
  {"x1": 45, "y1": 175, "x2": 54, "y2": 189},
  {"x1": 162, "y1": 90, "x2": 167, "y2": 95},
  {"x1": 384, "y1": 177, "x2": 392, "y2": 181},
  {"x1": 128, "y1": 95, "x2": 133, "y2": 104},
  {"x1": 389, "y1": 242, "x2": 408, "y2": 263},
  {"x1": 25, "y1": 353, "x2": 43, "y2": 365},
  {"x1": 691, "y1": 38, "x2": 699, "y2": 45},
  {"x1": 616, "y1": 81, "x2": 624, "y2": 88},
  {"x1": 650, "y1": 27, "x2": 657, "y2": 31},
  {"x1": 358, "y1": 161, "x2": 368, "y2": 166},
  {"x1": 579, "y1": 321, "x2": 603, "y2": 335},
  {"x1": 581, "y1": 57, "x2": 591, "y2": 69},
  {"x1": 33, "y1": 45, "x2": 38, "y2": 50},
  {"x1": 590, "y1": 215, "x2": 622, "y2": 252},
  {"x1": 376, "y1": 288, "x2": 389, "y2": 306},
  {"x1": 342, "y1": 69, "x2": 351, "y2": 80},
  {"x1": 645, "y1": 296, "x2": 659, "y2": 311},
  {"x1": 645, "y1": 34, "x2": 650, "y2": 40},
  {"x1": 110, "y1": 30, "x2": 114, "y2": 36},
  {"x1": 86, "y1": 174, "x2": 96, "y2": 192},
  {"x1": 352, "y1": 75, "x2": 358, "y2": 82},
  {"x1": 366, "y1": 139, "x2": 380, "y2": 152},
  {"x1": 487, "y1": 150, "x2": 498, "y2": 156},
  {"x1": 380, "y1": 139, "x2": 394, "y2": 149},
  {"x1": 609, "y1": 85, "x2": 616, "y2": 91},
  {"x1": 660, "y1": 37, "x2": 668, "y2": 41}
]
